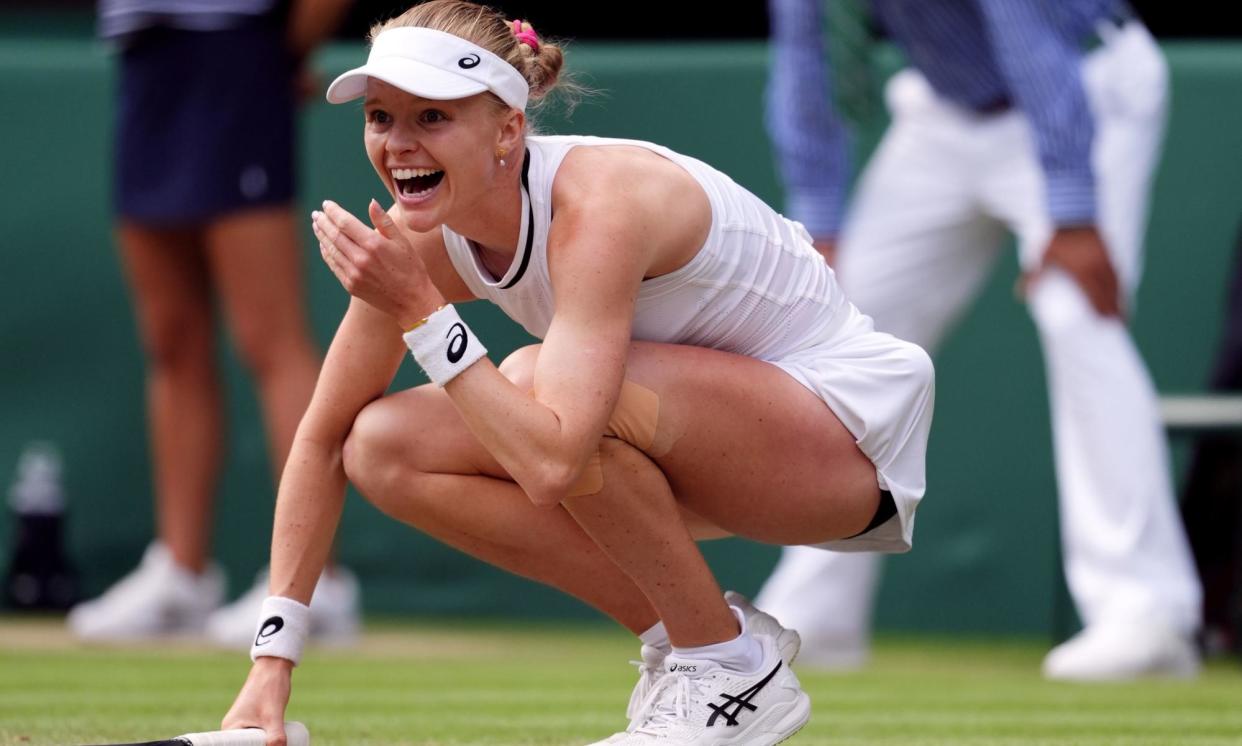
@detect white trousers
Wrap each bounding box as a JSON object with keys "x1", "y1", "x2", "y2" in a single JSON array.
[{"x1": 758, "y1": 22, "x2": 1201, "y2": 638}]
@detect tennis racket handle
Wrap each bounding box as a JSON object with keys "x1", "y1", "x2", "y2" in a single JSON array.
[{"x1": 177, "y1": 722, "x2": 308, "y2": 746}]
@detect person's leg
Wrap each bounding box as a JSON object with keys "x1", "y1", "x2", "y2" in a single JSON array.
[
  {"x1": 345, "y1": 340, "x2": 906, "y2": 742},
  {"x1": 1027, "y1": 272, "x2": 1199, "y2": 631},
  {"x1": 835, "y1": 70, "x2": 1008, "y2": 348},
  {"x1": 341, "y1": 375, "x2": 659, "y2": 634},
  {"x1": 756, "y1": 69, "x2": 1006, "y2": 667},
  {"x1": 67, "y1": 222, "x2": 227, "y2": 639},
  {"x1": 204, "y1": 205, "x2": 320, "y2": 484},
  {"x1": 983, "y1": 23, "x2": 1200, "y2": 678},
  {"x1": 118, "y1": 222, "x2": 222, "y2": 572},
  {"x1": 344, "y1": 340, "x2": 900, "y2": 628}
]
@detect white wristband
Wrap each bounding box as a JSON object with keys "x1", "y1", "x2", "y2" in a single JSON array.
[
  {"x1": 249, "y1": 596, "x2": 310, "y2": 666},
  {"x1": 403, "y1": 304, "x2": 488, "y2": 386}
]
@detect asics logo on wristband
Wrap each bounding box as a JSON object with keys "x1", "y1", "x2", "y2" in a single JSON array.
[
  {"x1": 254, "y1": 615, "x2": 285, "y2": 646},
  {"x1": 458, "y1": 54, "x2": 481, "y2": 69},
  {"x1": 446, "y1": 322, "x2": 468, "y2": 363}
]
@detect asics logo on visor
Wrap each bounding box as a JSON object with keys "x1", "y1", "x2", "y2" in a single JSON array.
[{"x1": 458, "y1": 54, "x2": 481, "y2": 69}]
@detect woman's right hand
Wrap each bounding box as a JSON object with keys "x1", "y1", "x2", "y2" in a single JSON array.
[{"x1": 221, "y1": 657, "x2": 295, "y2": 746}]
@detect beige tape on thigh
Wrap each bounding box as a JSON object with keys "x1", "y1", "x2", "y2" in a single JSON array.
[{"x1": 566, "y1": 380, "x2": 661, "y2": 497}]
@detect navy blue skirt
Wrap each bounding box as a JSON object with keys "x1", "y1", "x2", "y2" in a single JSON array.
[{"x1": 114, "y1": 18, "x2": 296, "y2": 224}]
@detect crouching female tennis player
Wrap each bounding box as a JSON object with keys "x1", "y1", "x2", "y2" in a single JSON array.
[{"x1": 221, "y1": 2, "x2": 933, "y2": 744}]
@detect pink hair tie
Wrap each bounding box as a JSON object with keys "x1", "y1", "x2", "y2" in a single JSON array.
[{"x1": 512, "y1": 19, "x2": 540, "y2": 53}]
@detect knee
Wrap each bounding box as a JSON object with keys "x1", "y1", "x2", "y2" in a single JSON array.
[
  {"x1": 229, "y1": 318, "x2": 276, "y2": 376},
  {"x1": 228, "y1": 314, "x2": 312, "y2": 380},
  {"x1": 341, "y1": 400, "x2": 387, "y2": 490},
  {"x1": 497, "y1": 344, "x2": 542, "y2": 392},
  {"x1": 134, "y1": 298, "x2": 214, "y2": 370},
  {"x1": 342, "y1": 399, "x2": 417, "y2": 516}
]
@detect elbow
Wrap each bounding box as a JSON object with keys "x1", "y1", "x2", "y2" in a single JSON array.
[{"x1": 518, "y1": 458, "x2": 586, "y2": 509}]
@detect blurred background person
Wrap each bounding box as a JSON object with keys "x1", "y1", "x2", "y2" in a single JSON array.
[
  {"x1": 1179, "y1": 218, "x2": 1242, "y2": 660},
  {"x1": 757, "y1": 0, "x2": 1203, "y2": 680},
  {"x1": 68, "y1": 0, "x2": 360, "y2": 647}
]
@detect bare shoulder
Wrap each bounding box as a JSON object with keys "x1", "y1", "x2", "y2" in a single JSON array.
[
  {"x1": 551, "y1": 144, "x2": 710, "y2": 278},
  {"x1": 553, "y1": 144, "x2": 696, "y2": 208}
]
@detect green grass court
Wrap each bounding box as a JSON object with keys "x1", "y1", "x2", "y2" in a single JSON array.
[{"x1": 2, "y1": 617, "x2": 1240, "y2": 745}]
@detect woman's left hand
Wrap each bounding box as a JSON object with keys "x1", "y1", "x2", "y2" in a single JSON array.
[{"x1": 313, "y1": 199, "x2": 441, "y2": 327}]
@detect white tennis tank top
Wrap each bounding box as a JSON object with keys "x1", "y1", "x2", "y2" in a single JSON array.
[{"x1": 441, "y1": 135, "x2": 851, "y2": 362}]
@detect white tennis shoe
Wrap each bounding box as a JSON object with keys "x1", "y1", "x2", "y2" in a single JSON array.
[
  {"x1": 67, "y1": 542, "x2": 225, "y2": 640},
  {"x1": 604, "y1": 633, "x2": 810, "y2": 745},
  {"x1": 589, "y1": 596, "x2": 803, "y2": 745},
  {"x1": 1042, "y1": 622, "x2": 1200, "y2": 681},
  {"x1": 723, "y1": 592, "x2": 802, "y2": 665},
  {"x1": 205, "y1": 565, "x2": 361, "y2": 649}
]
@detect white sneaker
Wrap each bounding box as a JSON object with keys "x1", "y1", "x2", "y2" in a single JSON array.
[
  {"x1": 1042, "y1": 623, "x2": 1201, "y2": 681},
  {"x1": 603, "y1": 634, "x2": 811, "y2": 745},
  {"x1": 204, "y1": 565, "x2": 361, "y2": 649},
  {"x1": 723, "y1": 592, "x2": 801, "y2": 665},
  {"x1": 67, "y1": 542, "x2": 225, "y2": 640},
  {"x1": 589, "y1": 596, "x2": 802, "y2": 745}
]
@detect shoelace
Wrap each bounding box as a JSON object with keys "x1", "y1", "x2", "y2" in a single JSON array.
[
  {"x1": 625, "y1": 658, "x2": 663, "y2": 720},
  {"x1": 630, "y1": 671, "x2": 705, "y2": 737}
]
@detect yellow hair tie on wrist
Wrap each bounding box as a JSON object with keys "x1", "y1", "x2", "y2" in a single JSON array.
[{"x1": 403, "y1": 305, "x2": 446, "y2": 334}]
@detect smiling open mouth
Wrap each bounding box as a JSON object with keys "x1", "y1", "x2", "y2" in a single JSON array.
[{"x1": 391, "y1": 167, "x2": 444, "y2": 197}]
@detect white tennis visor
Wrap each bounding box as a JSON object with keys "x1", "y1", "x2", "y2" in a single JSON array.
[{"x1": 326, "y1": 27, "x2": 530, "y2": 111}]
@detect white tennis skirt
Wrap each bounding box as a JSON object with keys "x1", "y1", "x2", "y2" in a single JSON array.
[{"x1": 770, "y1": 304, "x2": 935, "y2": 553}]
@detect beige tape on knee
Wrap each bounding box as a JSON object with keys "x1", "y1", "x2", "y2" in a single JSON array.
[{"x1": 567, "y1": 380, "x2": 661, "y2": 497}]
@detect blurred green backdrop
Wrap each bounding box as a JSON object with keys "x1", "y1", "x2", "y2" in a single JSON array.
[{"x1": 1, "y1": 27, "x2": 1239, "y2": 637}]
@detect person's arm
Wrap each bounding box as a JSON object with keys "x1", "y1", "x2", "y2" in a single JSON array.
[
  {"x1": 766, "y1": 0, "x2": 852, "y2": 259},
  {"x1": 220, "y1": 296, "x2": 406, "y2": 745},
  {"x1": 312, "y1": 155, "x2": 659, "y2": 508},
  {"x1": 443, "y1": 152, "x2": 658, "y2": 506},
  {"x1": 979, "y1": 0, "x2": 1096, "y2": 226},
  {"x1": 979, "y1": 0, "x2": 1122, "y2": 316},
  {"x1": 270, "y1": 206, "x2": 472, "y2": 600},
  {"x1": 222, "y1": 217, "x2": 472, "y2": 746}
]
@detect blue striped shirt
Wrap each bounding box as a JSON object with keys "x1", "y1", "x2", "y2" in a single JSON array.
[
  {"x1": 99, "y1": 0, "x2": 279, "y2": 40},
  {"x1": 768, "y1": 0, "x2": 1127, "y2": 237}
]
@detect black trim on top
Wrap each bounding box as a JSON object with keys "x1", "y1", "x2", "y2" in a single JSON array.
[{"x1": 499, "y1": 150, "x2": 535, "y2": 290}]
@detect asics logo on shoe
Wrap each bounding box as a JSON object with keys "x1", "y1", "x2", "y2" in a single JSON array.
[
  {"x1": 254, "y1": 615, "x2": 284, "y2": 646},
  {"x1": 668, "y1": 663, "x2": 697, "y2": 673},
  {"x1": 706, "y1": 661, "x2": 782, "y2": 727}
]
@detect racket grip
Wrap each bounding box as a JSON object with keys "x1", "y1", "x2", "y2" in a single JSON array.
[{"x1": 178, "y1": 722, "x2": 308, "y2": 746}]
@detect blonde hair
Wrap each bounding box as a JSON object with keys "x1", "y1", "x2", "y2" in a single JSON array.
[{"x1": 370, "y1": 0, "x2": 577, "y2": 113}]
